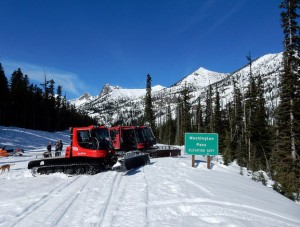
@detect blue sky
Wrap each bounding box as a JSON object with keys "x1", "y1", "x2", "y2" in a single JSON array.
[{"x1": 1, "y1": 0, "x2": 283, "y2": 99}]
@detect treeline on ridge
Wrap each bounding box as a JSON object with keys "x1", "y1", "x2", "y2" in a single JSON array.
[{"x1": 0, "y1": 64, "x2": 97, "y2": 131}]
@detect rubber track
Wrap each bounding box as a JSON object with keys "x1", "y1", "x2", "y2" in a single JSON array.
[{"x1": 35, "y1": 162, "x2": 106, "y2": 175}]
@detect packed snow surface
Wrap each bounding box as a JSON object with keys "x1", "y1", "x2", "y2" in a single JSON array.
[{"x1": 0, "y1": 126, "x2": 299, "y2": 227}]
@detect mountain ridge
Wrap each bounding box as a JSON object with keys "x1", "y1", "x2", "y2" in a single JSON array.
[{"x1": 71, "y1": 52, "x2": 282, "y2": 125}]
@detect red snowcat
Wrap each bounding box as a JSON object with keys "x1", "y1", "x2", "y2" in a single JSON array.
[
  {"x1": 109, "y1": 125, "x2": 181, "y2": 158},
  {"x1": 27, "y1": 125, "x2": 149, "y2": 175}
]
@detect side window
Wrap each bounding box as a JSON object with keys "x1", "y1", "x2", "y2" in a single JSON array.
[
  {"x1": 110, "y1": 130, "x2": 117, "y2": 141},
  {"x1": 77, "y1": 130, "x2": 91, "y2": 148}
]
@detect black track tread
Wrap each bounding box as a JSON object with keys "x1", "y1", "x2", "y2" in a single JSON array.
[{"x1": 36, "y1": 161, "x2": 107, "y2": 175}]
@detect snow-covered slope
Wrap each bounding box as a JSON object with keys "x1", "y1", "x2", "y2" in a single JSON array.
[
  {"x1": 71, "y1": 84, "x2": 165, "y2": 109},
  {"x1": 98, "y1": 84, "x2": 165, "y2": 101},
  {"x1": 0, "y1": 126, "x2": 299, "y2": 226},
  {"x1": 207, "y1": 52, "x2": 282, "y2": 115}
]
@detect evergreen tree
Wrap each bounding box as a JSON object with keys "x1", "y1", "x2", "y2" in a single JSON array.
[
  {"x1": 0, "y1": 63, "x2": 9, "y2": 125},
  {"x1": 277, "y1": 0, "x2": 300, "y2": 161},
  {"x1": 223, "y1": 130, "x2": 233, "y2": 165},
  {"x1": 204, "y1": 85, "x2": 213, "y2": 132},
  {"x1": 213, "y1": 86, "x2": 222, "y2": 133},
  {"x1": 245, "y1": 73, "x2": 257, "y2": 169},
  {"x1": 31, "y1": 84, "x2": 44, "y2": 129},
  {"x1": 174, "y1": 84, "x2": 192, "y2": 145},
  {"x1": 195, "y1": 97, "x2": 203, "y2": 132},
  {"x1": 175, "y1": 97, "x2": 183, "y2": 145},
  {"x1": 255, "y1": 75, "x2": 272, "y2": 173},
  {"x1": 213, "y1": 85, "x2": 227, "y2": 154},
  {"x1": 271, "y1": 0, "x2": 300, "y2": 200},
  {"x1": 230, "y1": 79, "x2": 245, "y2": 166},
  {"x1": 22, "y1": 74, "x2": 31, "y2": 128},
  {"x1": 47, "y1": 79, "x2": 56, "y2": 131},
  {"x1": 159, "y1": 105, "x2": 176, "y2": 144},
  {"x1": 55, "y1": 85, "x2": 63, "y2": 130},
  {"x1": 144, "y1": 74, "x2": 156, "y2": 135},
  {"x1": 60, "y1": 94, "x2": 69, "y2": 129},
  {"x1": 25, "y1": 82, "x2": 35, "y2": 129},
  {"x1": 166, "y1": 105, "x2": 176, "y2": 145},
  {"x1": 9, "y1": 68, "x2": 28, "y2": 127},
  {"x1": 40, "y1": 75, "x2": 50, "y2": 99},
  {"x1": 244, "y1": 74, "x2": 271, "y2": 171},
  {"x1": 181, "y1": 83, "x2": 192, "y2": 134}
]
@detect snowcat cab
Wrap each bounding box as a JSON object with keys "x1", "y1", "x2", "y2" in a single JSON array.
[
  {"x1": 109, "y1": 125, "x2": 156, "y2": 151},
  {"x1": 109, "y1": 125, "x2": 181, "y2": 158},
  {"x1": 65, "y1": 125, "x2": 114, "y2": 158},
  {"x1": 135, "y1": 126, "x2": 156, "y2": 150},
  {"x1": 109, "y1": 126, "x2": 138, "y2": 151}
]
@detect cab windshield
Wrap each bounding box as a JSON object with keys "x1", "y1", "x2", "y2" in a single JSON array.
[
  {"x1": 136, "y1": 128, "x2": 145, "y2": 143},
  {"x1": 91, "y1": 128, "x2": 112, "y2": 150},
  {"x1": 92, "y1": 128, "x2": 110, "y2": 141},
  {"x1": 77, "y1": 128, "x2": 112, "y2": 150}
]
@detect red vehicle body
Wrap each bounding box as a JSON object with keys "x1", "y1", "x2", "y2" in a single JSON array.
[
  {"x1": 109, "y1": 126, "x2": 156, "y2": 151},
  {"x1": 28, "y1": 125, "x2": 117, "y2": 175},
  {"x1": 65, "y1": 125, "x2": 115, "y2": 158}
]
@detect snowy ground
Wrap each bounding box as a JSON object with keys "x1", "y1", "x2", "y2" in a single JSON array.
[{"x1": 0, "y1": 126, "x2": 300, "y2": 227}]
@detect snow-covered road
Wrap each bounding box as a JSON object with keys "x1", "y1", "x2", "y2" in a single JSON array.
[{"x1": 1, "y1": 156, "x2": 300, "y2": 227}]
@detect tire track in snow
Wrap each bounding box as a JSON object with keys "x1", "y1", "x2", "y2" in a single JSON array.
[
  {"x1": 45, "y1": 175, "x2": 95, "y2": 226},
  {"x1": 38, "y1": 173, "x2": 117, "y2": 227},
  {"x1": 147, "y1": 198, "x2": 300, "y2": 227},
  {"x1": 39, "y1": 171, "x2": 120, "y2": 227},
  {"x1": 142, "y1": 165, "x2": 149, "y2": 227},
  {"x1": 11, "y1": 176, "x2": 81, "y2": 226},
  {"x1": 184, "y1": 178, "x2": 215, "y2": 197},
  {"x1": 105, "y1": 166, "x2": 152, "y2": 227},
  {"x1": 98, "y1": 171, "x2": 123, "y2": 227}
]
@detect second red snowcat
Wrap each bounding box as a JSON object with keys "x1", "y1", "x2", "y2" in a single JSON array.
[{"x1": 109, "y1": 125, "x2": 181, "y2": 158}]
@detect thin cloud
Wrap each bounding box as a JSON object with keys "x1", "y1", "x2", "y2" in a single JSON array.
[
  {"x1": 173, "y1": 1, "x2": 245, "y2": 38},
  {"x1": 2, "y1": 59, "x2": 86, "y2": 98},
  {"x1": 172, "y1": 1, "x2": 216, "y2": 36},
  {"x1": 207, "y1": 1, "x2": 245, "y2": 35}
]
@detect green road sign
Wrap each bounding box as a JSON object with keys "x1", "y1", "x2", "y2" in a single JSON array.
[{"x1": 185, "y1": 133, "x2": 218, "y2": 156}]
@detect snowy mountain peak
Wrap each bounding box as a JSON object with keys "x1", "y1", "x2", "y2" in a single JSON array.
[
  {"x1": 174, "y1": 67, "x2": 229, "y2": 88},
  {"x1": 79, "y1": 93, "x2": 92, "y2": 100},
  {"x1": 152, "y1": 85, "x2": 166, "y2": 93},
  {"x1": 99, "y1": 84, "x2": 120, "y2": 97},
  {"x1": 70, "y1": 92, "x2": 94, "y2": 107},
  {"x1": 195, "y1": 67, "x2": 215, "y2": 74}
]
